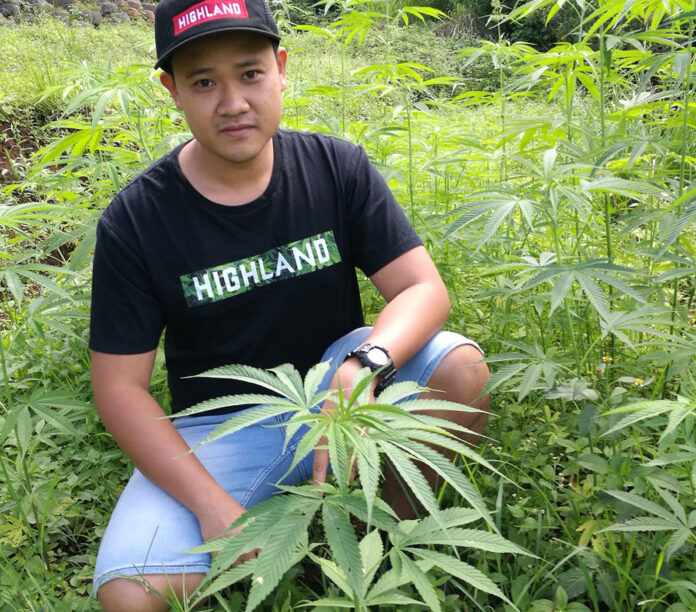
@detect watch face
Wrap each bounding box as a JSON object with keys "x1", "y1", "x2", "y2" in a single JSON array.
[{"x1": 367, "y1": 347, "x2": 389, "y2": 366}]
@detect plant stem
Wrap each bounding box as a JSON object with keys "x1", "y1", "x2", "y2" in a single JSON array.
[{"x1": 0, "y1": 330, "x2": 11, "y2": 413}]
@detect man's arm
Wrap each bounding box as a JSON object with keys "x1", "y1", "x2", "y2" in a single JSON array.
[
  {"x1": 91, "y1": 350, "x2": 251, "y2": 546},
  {"x1": 313, "y1": 245, "x2": 450, "y2": 483}
]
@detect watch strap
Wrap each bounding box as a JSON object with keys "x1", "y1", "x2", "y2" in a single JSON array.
[{"x1": 345, "y1": 342, "x2": 396, "y2": 397}]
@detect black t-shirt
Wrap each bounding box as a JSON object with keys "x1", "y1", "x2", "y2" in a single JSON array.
[{"x1": 89, "y1": 130, "x2": 422, "y2": 415}]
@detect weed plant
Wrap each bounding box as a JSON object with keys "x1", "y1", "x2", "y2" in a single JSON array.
[{"x1": 1, "y1": 0, "x2": 696, "y2": 609}]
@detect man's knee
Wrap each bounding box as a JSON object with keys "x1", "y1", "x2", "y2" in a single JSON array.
[
  {"x1": 426, "y1": 343, "x2": 490, "y2": 405},
  {"x1": 98, "y1": 573, "x2": 206, "y2": 612}
]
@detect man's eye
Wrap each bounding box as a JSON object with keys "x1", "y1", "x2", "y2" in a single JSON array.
[
  {"x1": 196, "y1": 79, "x2": 214, "y2": 88},
  {"x1": 243, "y1": 70, "x2": 259, "y2": 80}
]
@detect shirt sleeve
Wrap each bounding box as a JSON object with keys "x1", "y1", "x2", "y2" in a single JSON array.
[
  {"x1": 89, "y1": 213, "x2": 165, "y2": 354},
  {"x1": 344, "y1": 145, "x2": 423, "y2": 277}
]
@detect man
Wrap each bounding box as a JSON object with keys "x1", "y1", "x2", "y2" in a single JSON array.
[{"x1": 89, "y1": 0, "x2": 490, "y2": 608}]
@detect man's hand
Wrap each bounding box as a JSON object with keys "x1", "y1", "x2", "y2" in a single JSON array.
[
  {"x1": 312, "y1": 358, "x2": 375, "y2": 486},
  {"x1": 196, "y1": 493, "x2": 259, "y2": 566}
]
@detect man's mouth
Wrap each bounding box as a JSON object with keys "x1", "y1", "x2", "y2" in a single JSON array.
[{"x1": 219, "y1": 124, "x2": 254, "y2": 136}]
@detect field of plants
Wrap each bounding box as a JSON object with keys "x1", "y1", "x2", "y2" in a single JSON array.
[{"x1": 1, "y1": 0, "x2": 695, "y2": 610}]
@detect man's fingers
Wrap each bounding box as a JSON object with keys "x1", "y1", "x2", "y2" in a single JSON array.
[
  {"x1": 313, "y1": 439, "x2": 328, "y2": 485},
  {"x1": 348, "y1": 455, "x2": 358, "y2": 482}
]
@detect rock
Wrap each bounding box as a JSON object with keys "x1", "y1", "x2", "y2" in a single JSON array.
[
  {"x1": 50, "y1": 7, "x2": 69, "y2": 21},
  {"x1": 104, "y1": 9, "x2": 129, "y2": 21},
  {"x1": 99, "y1": 1, "x2": 116, "y2": 14},
  {"x1": 124, "y1": 4, "x2": 139, "y2": 18},
  {"x1": 51, "y1": 0, "x2": 76, "y2": 8},
  {"x1": 127, "y1": 0, "x2": 140, "y2": 8},
  {"x1": 79, "y1": 8, "x2": 101, "y2": 24},
  {"x1": 0, "y1": 2, "x2": 20, "y2": 16},
  {"x1": 141, "y1": 8, "x2": 153, "y2": 20},
  {"x1": 142, "y1": 2, "x2": 155, "y2": 10}
]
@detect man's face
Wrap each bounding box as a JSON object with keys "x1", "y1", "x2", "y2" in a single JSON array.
[{"x1": 160, "y1": 32, "x2": 287, "y2": 167}]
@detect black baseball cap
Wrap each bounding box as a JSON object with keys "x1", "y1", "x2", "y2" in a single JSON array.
[{"x1": 154, "y1": 0, "x2": 280, "y2": 70}]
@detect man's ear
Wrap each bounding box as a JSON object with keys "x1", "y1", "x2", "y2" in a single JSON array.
[
  {"x1": 160, "y1": 71, "x2": 182, "y2": 110},
  {"x1": 276, "y1": 46, "x2": 288, "y2": 92}
]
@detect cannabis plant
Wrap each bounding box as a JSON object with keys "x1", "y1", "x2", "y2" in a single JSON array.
[{"x1": 164, "y1": 362, "x2": 529, "y2": 611}]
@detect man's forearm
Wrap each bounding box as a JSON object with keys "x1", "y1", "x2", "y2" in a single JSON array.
[
  {"x1": 97, "y1": 387, "x2": 232, "y2": 517},
  {"x1": 364, "y1": 280, "x2": 450, "y2": 368}
]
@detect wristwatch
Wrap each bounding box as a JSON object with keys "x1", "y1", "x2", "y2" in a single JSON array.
[{"x1": 345, "y1": 343, "x2": 396, "y2": 397}]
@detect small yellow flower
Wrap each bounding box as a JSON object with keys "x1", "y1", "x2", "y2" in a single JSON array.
[
  {"x1": 635, "y1": 378, "x2": 644, "y2": 386},
  {"x1": 602, "y1": 355, "x2": 612, "y2": 363}
]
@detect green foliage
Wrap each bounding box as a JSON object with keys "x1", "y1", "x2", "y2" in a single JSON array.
[
  {"x1": 171, "y1": 363, "x2": 520, "y2": 611},
  {"x1": 2, "y1": 0, "x2": 696, "y2": 608}
]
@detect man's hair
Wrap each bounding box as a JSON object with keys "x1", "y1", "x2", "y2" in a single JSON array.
[{"x1": 161, "y1": 39, "x2": 280, "y2": 79}]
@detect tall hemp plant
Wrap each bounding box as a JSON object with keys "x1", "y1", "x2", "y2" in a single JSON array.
[
  {"x1": 160, "y1": 363, "x2": 529, "y2": 611},
  {"x1": 445, "y1": 0, "x2": 696, "y2": 400},
  {"x1": 438, "y1": 0, "x2": 696, "y2": 608}
]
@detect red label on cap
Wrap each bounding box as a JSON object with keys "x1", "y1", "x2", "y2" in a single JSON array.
[{"x1": 173, "y1": 0, "x2": 249, "y2": 35}]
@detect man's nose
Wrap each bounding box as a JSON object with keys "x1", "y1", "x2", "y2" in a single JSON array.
[{"x1": 217, "y1": 84, "x2": 249, "y2": 115}]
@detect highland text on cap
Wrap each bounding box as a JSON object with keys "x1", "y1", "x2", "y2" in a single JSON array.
[{"x1": 174, "y1": 0, "x2": 249, "y2": 35}]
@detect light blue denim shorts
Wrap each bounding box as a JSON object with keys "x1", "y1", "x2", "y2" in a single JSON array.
[{"x1": 92, "y1": 327, "x2": 482, "y2": 595}]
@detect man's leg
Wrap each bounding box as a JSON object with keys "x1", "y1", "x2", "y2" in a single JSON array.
[
  {"x1": 99, "y1": 573, "x2": 205, "y2": 612},
  {"x1": 93, "y1": 410, "x2": 315, "y2": 611},
  {"x1": 381, "y1": 342, "x2": 490, "y2": 519}
]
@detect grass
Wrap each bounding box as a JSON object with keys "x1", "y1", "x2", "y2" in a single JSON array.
[
  {"x1": 2, "y1": 0, "x2": 696, "y2": 609},
  {"x1": 0, "y1": 20, "x2": 154, "y2": 116}
]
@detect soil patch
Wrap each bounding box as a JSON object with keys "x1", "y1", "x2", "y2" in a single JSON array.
[{"x1": 0, "y1": 120, "x2": 37, "y2": 183}]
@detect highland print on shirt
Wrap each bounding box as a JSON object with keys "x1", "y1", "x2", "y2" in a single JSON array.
[{"x1": 180, "y1": 231, "x2": 341, "y2": 307}]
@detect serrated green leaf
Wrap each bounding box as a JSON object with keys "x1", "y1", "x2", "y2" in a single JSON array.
[
  {"x1": 323, "y1": 501, "x2": 365, "y2": 602},
  {"x1": 377, "y1": 380, "x2": 425, "y2": 404},
  {"x1": 331, "y1": 491, "x2": 401, "y2": 533},
  {"x1": 661, "y1": 403, "x2": 694, "y2": 444},
  {"x1": 380, "y1": 440, "x2": 443, "y2": 525},
  {"x1": 655, "y1": 487, "x2": 687, "y2": 524},
  {"x1": 28, "y1": 403, "x2": 80, "y2": 437},
  {"x1": 359, "y1": 530, "x2": 383, "y2": 590},
  {"x1": 246, "y1": 507, "x2": 316, "y2": 611},
  {"x1": 576, "y1": 273, "x2": 609, "y2": 321},
  {"x1": 482, "y1": 362, "x2": 529, "y2": 395},
  {"x1": 355, "y1": 436, "x2": 380, "y2": 526},
  {"x1": 188, "y1": 403, "x2": 296, "y2": 450},
  {"x1": 15, "y1": 406, "x2": 32, "y2": 455},
  {"x1": 549, "y1": 272, "x2": 575, "y2": 317},
  {"x1": 409, "y1": 547, "x2": 511, "y2": 603},
  {"x1": 171, "y1": 394, "x2": 295, "y2": 420},
  {"x1": 400, "y1": 552, "x2": 441, "y2": 612},
  {"x1": 306, "y1": 554, "x2": 352, "y2": 597},
  {"x1": 408, "y1": 507, "x2": 481, "y2": 539},
  {"x1": 365, "y1": 591, "x2": 424, "y2": 606},
  {"x1": 270, "y1": 363, "x2": 305, "y2": 405},
  {"x1": 395, "y1": 439, "x2": 496, "y2": 529},
  {"x1": 601, "y1": 402, "x2": 674, "y2": 437},
  {"x1": 300, "y1": 596, "x2": 355, "y2": 608},
  {"x1": 603, "y1": 490, "x2": 680, "y2": 523},
  {"x1": 367, "y1": 567, "x2": 407, "y2": 600},
  {"x1": 665, "y1": 528, "x2": 692, "y2": 560},
  {"x1": 412, "y1": 527, "x2": 531, "y2": 555},
  {"x1": 194, "y1": 558, "x2": 257, "y2": 601},
  {"x1": 328, "y1": 420, "x2": 348, "y2": 494},
  {"x1": 2, "y1": 271, "x2": 24, "y2": 306},
  {"x1": 600, "y1": 516, "x2": 682, "y2": 532},
  {"x1": 281, "y1": 423, "x2": 327, "y2": 482},
  {"x1": 303, "y1": 361, "x2": 331, "y2": 404},
  {"x1": 191, "y1": 364, "x2": 291, "y2": 397}
]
